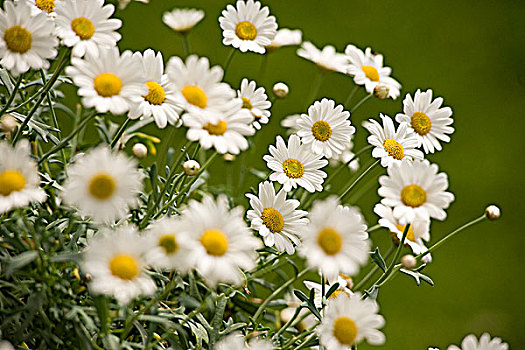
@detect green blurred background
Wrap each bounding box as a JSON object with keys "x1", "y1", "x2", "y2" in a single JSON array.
[{"x1": 116, "y1": 0, "x2": 524, "y2": 348}]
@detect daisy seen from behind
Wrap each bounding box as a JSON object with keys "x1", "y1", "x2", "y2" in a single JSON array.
[
  {"x1": 297, "y1": 98, "x2": 355, "y2": 159},
  {"x1": 62, "y1": 146, "x2": 143, "y2": 223},
  {"x1": 54, "y1": 0, "x2": 121, "y2": 58},
  {"x1": 215, "y1": 332, "x2": 273, "y2": 350},
  {"x1": 246, "y1": 181, "x2": 308, "y2": 254},
  {"x1": 238, "y1": 78, "x2": 272, "y2": 130},
  {"x1": 447, "y1": 333, "x2": 508, "y2": 350},
  {"x1": 0, "y1": 140, "x2": 46, "y2": 213},
  {"x1": 317, "y1": 293, "x2": 386, "y2": 349},
  {"x1": 163, "y1": 8, "x2": 205, "y2": 33},
  {"x1": 81, "y1": 225, "x2": 156, "y2": 304},
  {"x1": 264, "y1": 135, "x2": 328, "y2": 193},
  {"x1": 179, "y1": 195, "x2": 260, "y2": 286},
  {"x1": 219, "y1": 0, "x2": 277, "y2": 54},
  {"x1": 363, "y1": 113, "x2": 423, "y2": 168},
  {"x1": 297, "y1": 42, "x2": 347, "y2": 73},
  {"x1": 66, "y1": 47, "x2": 146, "y2": 115},
  {"x1": 0, "y1": 0, "x2": 58, "y2": 76},
  {"x1": 378, "y1": 159, "x2": 455, "y2": 223},
  {"x1": 396, "y1": 89, "x2": 454, "y2": 154},
  {"x1": 128, "y1": 49, "x2": 183, "y2": 128},
  {"x1": 267, "y1": 28, "x2": 302, "y2": 50},
  {"x1": 299, "y1": 197, "x2": 370, "y2": 280}
]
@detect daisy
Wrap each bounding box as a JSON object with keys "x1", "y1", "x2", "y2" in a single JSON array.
[
  {"x1": 317, "y1": 293, "x2": 386, "y2": 348},
  {"x1": 363, "y1": 114, "x2": 424, "y2": 168},
  {"x1": 329, "y1": 136, "x2": 360, "y2": 173},
  {"x1": 263, "y1": 135, "x2": 328, "y2": 193},
  {"x1": 297, "y1": 98, "x2": 355, "y2": 159},
  {"x1": 297, "y1": 42, "x2": 347, "y2": 73},
  {"x1": 267, "y1": 28, "x2": 302, "y2": 50},
  {"x1": 128, "y1": 49, "x2": 183, "y2": 129},
  {"x1": 219, "y1": 0, "x2": 277, "y2": 54},
  {"x1": 395, "y1": 89, "x2": 454, "y2": 154},
  {"x1": 62, "y1": 146, "x2": 143, "y2": 223},
  {"x1": 117, "y1": 0, "x2": 149, "y2": 10},
  {"x1": 20, "y1": 0, "x2": 57, "y2": 16},
  {"x1": 215, "y1": 332, "x2": 273, "y2": 350},
  {"x1": 447, "y1": 333, "x2": 508, "y2": 350},
  {"x1": 299, "y1": 197, "x2": 370, "y2": 280},
  {"x1": 0, "y1": 0, "x2": 58, "y2": 76},
  {"x1": 280, "y1": 113, "x2": 301, "y2": 135},
  {"x1": 66, "y1": 47, "x2": 146, "y2": 115},
  {"x1": 237, "y1": 78, "x2": 272, "y2": 130},
  {"x1": 54, "y1": 0, "x2": 121, "y2": 58},
  {"x1": 162, "y1": 8, "x2": 205, "y2": 33},
  {"x1": 179, "y1": 195, "x2": 260, "y2": 286},
  {"x1": 81, "y1": 225, "x2": 156, "y2": 304},
  {"x1": 246, "y1": 181, "x2": 308, "y2": 254},
  {"x1": 345, "y1": 44, "x2": 401, "y2": 99},
  {"x1": 378, "y1": 159, "x2": 455, "y2": 223},
  {"x1": 0, "y1": 140, "x2": 46, "y2": 213},
  {"x1": 304, "y1": 274, "x2": 354, "y2": 308}
]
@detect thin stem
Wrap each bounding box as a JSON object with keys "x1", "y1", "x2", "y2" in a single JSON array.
[
  {"x1": 0, "y1": 74, "x2": 23, "y2": 118},
  {"x1": 258, "y1": 54, "x2": 269, "y2": 80},
  {"x1": 327, "y1": 145, "x2": 373, "y2": 186},
  {"x1": 351, "y1": 93, "x2": 373, "y2": 113},
  {"x1": 175, "y1": 151, "x2": 219, "y2": 206},
  {"x1": 181, "y1": 33, "x2": 190, "y2": 57},
  {"x1": 308, "y1": 70, "x2": 325, "y2": 103},
  {"x1": 367, "y1": 224, "x2": 382, "y2": 233},
  {"x1": 344, "y1": 86, "x2": 359, "y2": 108},
  {"x1": 223, "y1": 48, "x2": 236, "y2": 78},
  {"x1": 354, "y1": 244, "x2": 395, "y2": 291},
  {"x1": 125, "y1": 117, "x2": 154, "y2": 134},
  {"x1": 40, "y1": 70, "x2": 66, "y2": 165},
  {"x1": 338, "y1": 159, "x2": 380, "y2": 201},
  {"x1": 110, "y1": 118, "x2": 132, "y2": 149},
  {"x1": 273, "y1": 306, "x2": 302, "y2": 339}
]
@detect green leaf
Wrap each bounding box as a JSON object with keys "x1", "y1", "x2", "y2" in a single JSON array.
[
  {"x1": 189, "y1": 321, "x2": 209, "y2": 347},
  {"x1": 5, "y1": 250, "x2": 38, "y2": 275},
  {"x1": 400, "y1": 268, "x2": 435, "y2": 286},
  {"x1": 370, "y1": 247, "x2": 387, "y2": 272},
  {"x1": 102, "y1": 334, "x2": 121, "y2": 350},
  {"x1": 293, "y1": 289, "x2": 309, "y2": 303},
  {"x1": 325, "y1": 282, "x2": 340, "y2": 299}
]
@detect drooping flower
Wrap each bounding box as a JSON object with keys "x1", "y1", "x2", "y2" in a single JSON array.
[
  {"x1": 297, "y1": 42, "x2": 347, "y2": 73},
  {"x1": 237, "y1": 78, "x2": 272, "y2": 130},
  {"x1": 215, "y1": 332, "x2": 273, "y2": 350},
  {"x1": 267, "y1": 28, "x2": 302, "y2": 50},
  {"x1": 163, "y1": 8, "x2": 205, "y2": 33},
  {"x1": 447, "y1": 333, "x2": 508, "y2": 350}
]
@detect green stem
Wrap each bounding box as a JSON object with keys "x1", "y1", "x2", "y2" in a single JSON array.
[
  {"x1": 344, "y1": 86, "x2": 359, "y2": 108},
  {"x1": 258, "y1": 54, "x2": 269, "y2": 80},
  {"x1": 308, "y1": 70, "x2": 325, "y2": 103},
  {"x1": 354, "y1": 244, "x2": 395, "y2": 291},
  {"x1": 351, "y1": 93, "x2": 373, "y2": 113},
  {"x1": 174, "y1": 151, "x2": 219, "y2": 206},
  {"x1": 338, "y1": 159, "x2": 380, "y2": 201},
  {"x1": 367, "y1": 224, "x2": 382, "y2": 233},
  {"x1": 223, "y1": 48, "x2": 236, "y2": 77},
  {"x1": 0, "y1": 74, "x2": 23, "y2": 118},
  {"x1": 326, "y1": 145, "x2": 373, "y2": 186},
  {"x1": 181, "y1": 33, "x2": 190, "y2": 57},
  {"x1": 110, "y1": 118, "x2": 132, "y2": 149},
  {"x1": 273, "y1": 306, "x2": 302, "y2": 340}
]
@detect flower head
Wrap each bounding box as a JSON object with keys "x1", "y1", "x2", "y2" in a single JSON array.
[
  {"x1": 447, "y1": 333, "x2": 508, "y2": 350},
  {"x1": 267, "y1": 28, "x2": 302, "y2": 50},
  {"x1": 297, "y1": 42, "x2": 347, "y2": 73},
  {"x1": 163, "y1": 8, "x2": 204, "y2": 33},
  {"x1": 237, "y1": 78, "x2": 272, "y2": 130}
]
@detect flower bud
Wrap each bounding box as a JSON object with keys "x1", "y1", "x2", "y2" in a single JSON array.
[
  {"x1": 485, "y1": 205, "x2": 501, "y2": 221},
  {"x1": 223, "y1": 153, "x2": 236, "y2": 162},
  {"x1": 273, "y1": 82, "x2": 289, "y2": 99},
  {"x1": 373, "y1": 83, "x2": 389, "y2": 100},
  {"x1": 183, "y1": 160, "x2": 200, "y2": 176},
  {"x1": 0, "y1": 113, "x2": 18, "y2": 133},
  {"x1": 132, "y1": 143, "x2": 148, "y2": 159},
  {"x1": 401, "y1": 254, "x2": 417, "y2": 270}
]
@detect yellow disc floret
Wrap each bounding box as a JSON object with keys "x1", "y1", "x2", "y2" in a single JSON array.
[
  {"x1": 394, "y1": 224, "x2": 416, "y2": 242},
  {"x1": 311, "y1": 120, "x2": 332, "y2": 142},
  {"x1": 182, "y1": 85, "x2": 208, "y2": 109},
  {"x1": 3, "y1": 25, "x2": 32, "y2": 54},
  {"x1": 333, "y1": 316, "x2": 358, "y2": 345},
  {"x1": 242, "y1": 98, "x2": 253, "y2": 110},
  {"x1": 71, "y1": 17, "x2": 95, "y2": 41},
  {"x1": 0, "y1": 169, "x2": 26, "y2": 196},
  {"x1": 400, "y1": 184, "x2": 427, "y2": 208},
  {"x1": 158, "y1": 234, "x2": 178, "y2": 255},
  {"x1": 361, "y1": 65, "x2": 380, "y2": 82},
  {"x1": 88, "y1": 173, "x2": 116, "y2": 200},
  {"x1": 328, "y1": 289, "x2": 350, "y2": 300},
  {"x1": 261, "y1": 208, "x2": 284, "y2": 233},
  {"x1": 282, "y1": 158, "x2": 304, "y2": 179},
  {"x1": 235, "y1": 21, "x2": 257, "y2": 41},
  {"x1": 411, "y1": 112, "x2": 432, "y2": 136},
  {"x1": 144, "y1": 81, "x2": 166, "y2": 105},
  {"x1": 200, "y1": 229, "x2": 228, "y2": 256},
  {"x1": 35, "y1": 0, "x2": 55, "y2": 13},
  {"x1": 317, "y1": 227, "x2": 343, "y2": 256},
  {"x1": 203, "y1": 120, "x2": 227, "y2": 136},
  {"x1": 94, "y1": 73, "x2": 122, "y2": 98},
  {"x1": 109, "y1": 254, "x2": 139, "y2": 280},
  {"x1": 383, "y1": 139, "x2": 405, "y2": 160}
]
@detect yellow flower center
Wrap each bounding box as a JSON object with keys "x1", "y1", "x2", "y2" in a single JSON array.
[
  {"x1": 328, "y1": 289, "x2": 350, "y2": 300},
  {"x1": 200, "y1": 229, "x2": 228, "y2": 256},
  {"x1": 144, "y1": 81, "x2": 166, "y2": 105},
  {"x1": 158, "y1": 234, "x2": 178, "y2": 255},
  {"x1": 235, "y1": 21, "x2": 257, "y2": 40},
  {"x1": 333, "y1": 316, "x2": 358, "y2": 345},
  {"x1": 383, "y1": 138, "x2": 405, "y2": 160},
  {"x1": 0, "y1": 169, "x2": 26, "y2": 196},
  {"x1": 261, "y1": 208, "x2": 284, "y2": 233},
  {"x1": 311, "y1": 120, "x2": 332, "y2": 142},
  {"x1": 3, "y1": 25, "x2": 32, "y2": 54},
  {"x1": 109, "y1": 254, "x2": 139, "y2": 281},
  {"x1": 88, "y1": 173, "x2": 116, "y2": 200},
  {"x1": 203, "y1": 120, "x2": 227, "y2": 136},
  {"x1": 35, "y1": 0, "x2": 55, "y2": 13},
  {"x1": 93, "y1": 73, "x2": 122, "y2": 98},
  {"x1": 361, "y1": 65, "x2": 380, "y2": 82},
  {"x1": 411, "y1": 112, "x2": 432, "y2": 136},
  {"x1": 71, "y1": 17, "x2": 95, "y2": 41},
  {"x1": 400, "y1": 184, "x2": 427, "y2": 208},
  {"x1": 317, "y1": 227, "x2": 342, "y2": 255},
  {"x1": 282, "y1": 158, "x2": 304, "y2": 179},
  {"x1": 182, "y1": 85, "x2": 208, "y2": 109},
  {"x1": 395, "y1": 224, "x2": 416, "y2": 242},
  {"x1": 242, "y1": 98, "x2": 253, "y2": 110}
]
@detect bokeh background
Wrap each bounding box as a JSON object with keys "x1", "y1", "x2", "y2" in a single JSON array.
[{"x1": 115, "y1": 0, "x2": 524, "y2": 348}]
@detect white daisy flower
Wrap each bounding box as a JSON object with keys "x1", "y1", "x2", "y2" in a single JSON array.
[
  {"x1": 219, "y1": 0, "x2": 277, "y2": 54},
  {"x1": 378, "y1": 159, "x2": 455, "y2": 223},
  {"x1": 62, "y1": 146, "x2": 143, "y2": 223},
  {"x1": 128, "y1": 49, "x2": 183, "y2": 129},
  {"x1": 373, "y1": 203, "x2": 432, "y2": 262},
  {"x1": 297, "y1": 98, "x2": 355, "y2": 159},
  {"x1": 66, "y1": 47, "x2": 146, "y2": 115},
  {"x1": 280, "y1": 113, "x2": 301, "y2": 135},
  {"x1": 166, "y1": 55, "x2": 239, "y2": 122},
  {"x1": 0, "y1": 0, "x2": 58, "y2": 76},
  {"x1": 304, "y1": 274, "x2": 354, "y2": 308},
  {"x1": 216, "y1": 332, "x2": 273, "y2": 350},
  {"x1": 345, "y1": 44, "x2": 401, "y2": 99},
  {"x1": 19, "y1": 0, "x2": 57, "y2": 16},
  {"x1": 447, "y1": 333, "x2": 508, "y2": 350},
  {"x1": 179, "y1": 195, "x2": 260, "y2": 286},
  {"x1": 263, "y1": 135, "x2": 328, "y2": 193},
  {"x1": 145, "y1": 217, "x2": 193, "y2": 272},
  {"x1": 162, "y1": 8, "x2": 205, "y2": 33},
  {"x1": 246, "y1": 181, "x2": 308, "y2": 254},
  {"x1": 0, "y1": 140, "x2": 46, "y2": 214},
  {"x1": 54, "y1": 0, "x2": 121, "y2": 58},
  {"x1": 297, "y1": 42, "x2": 347, "y2": 73},
  {"x1": 395, "y1": 89, "x2": 454, "y2": 154},
  {"x1": 238, "y1": 78, "x2": 271, "y2": 130},
  {"x1": 81, "y1": 225, "x2": 156, "y2": 304},
  {"x1": 267, "y1": 28, "x2": 302, "y2": 50},
  {"x1": 363, "y1": 114, "x2": 424, "y2": 168},
  {"x1": 299, "y1": 197, "x2": 370, "y2": 280},
  {"x1": 317, "y1": 293, "x2": 386, "y2": 348},
  {"x1": 329, "y1": 136, "x2": 360, "y2": 173},
  {"x1": 116, "y1": 0, "x2": 149, "y2": 10}
]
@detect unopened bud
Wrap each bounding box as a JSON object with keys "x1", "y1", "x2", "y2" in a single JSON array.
[
  {"x1": 373, "y1": 83, "x2": 389, "y2": 100},
  {"x1": 401, "y1": 254, "x2": 417, "y2": 270},
  {"x1": 223, "y1": 153, "x2": 236, "y2": 162},
  {"x1": 273, "y1": 82, "x2": 289, "y2": 99},
  {"x1": 183, "y1": 160, "x2": 200, "y2": 176},
  {"x1": 1, "y1": 114, "x2": 18, "y2": 133},
  {"x1": 485, "y1": 205, "x2": 501, "y2": 221},
  {"x1": 132, "y1": 143, "x2": 148, "y2": 159}
]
